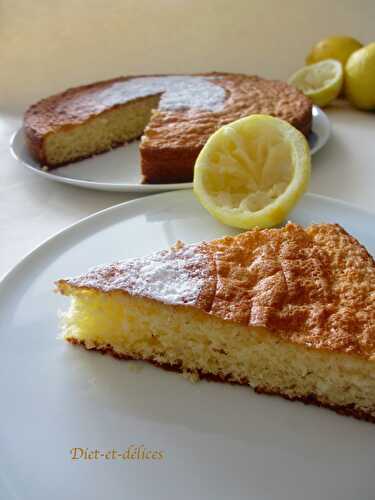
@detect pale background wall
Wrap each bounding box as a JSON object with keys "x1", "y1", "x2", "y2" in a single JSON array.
[{"x1": 1, "y1": 0, "x2": 374, "y2": 112}]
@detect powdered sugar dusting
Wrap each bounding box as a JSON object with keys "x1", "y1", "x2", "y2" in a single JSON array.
[
  {"x1": 66, "y1": 244, "x2": 208, "y2": 305},
  {"x1": 96, "y1": 76, "x2": 225, "y2": 112}
]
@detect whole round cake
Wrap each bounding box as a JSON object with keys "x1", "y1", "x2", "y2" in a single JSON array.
[{"x1": 24, "y1": 73, "x2": 312, "y2": 184}]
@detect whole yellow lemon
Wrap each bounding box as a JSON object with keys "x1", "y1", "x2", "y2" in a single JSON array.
[
  {"x1": 306, "y1": 36, "x2": 363, "y2": 66},
  {"x1": 345, "y1": 43, "x2": 375, "y2": 110}
]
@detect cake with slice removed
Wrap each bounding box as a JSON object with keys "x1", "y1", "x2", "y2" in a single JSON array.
[
  {"x1": 57, "y1": 222, "x2": 375, "y2": 423},
  {"x1": 24, "y1": 73, "x2": 312, "y2": 183}
]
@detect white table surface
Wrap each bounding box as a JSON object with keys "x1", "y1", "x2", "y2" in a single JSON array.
[{"x1": 1, "y1": 101, "x2": 374, "y2": 279}]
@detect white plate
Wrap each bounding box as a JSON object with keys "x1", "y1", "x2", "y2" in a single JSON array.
[
  {"x1": 10, "y1": 106, "x2": 330, "y2": 192},
  {"x1": 0, "y1": 190, "x2": 374, "y2": 500}
]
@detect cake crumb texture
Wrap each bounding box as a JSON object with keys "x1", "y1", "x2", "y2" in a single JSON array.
[{"x1": 58, "y1": 223, "x2": 375, "y2": 359}]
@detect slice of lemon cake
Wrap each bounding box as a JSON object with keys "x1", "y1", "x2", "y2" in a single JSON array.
[{"x1": 57, "y1": 223, "x2": 375, "y2": 423}]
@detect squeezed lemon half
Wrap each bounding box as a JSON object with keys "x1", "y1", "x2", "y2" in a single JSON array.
[
  {"x1": 288, "y1": 59, "x2": 343, "y2": 107},
  {"x1": 193, "y1": 115, "x2": 311, "y2": 229}
]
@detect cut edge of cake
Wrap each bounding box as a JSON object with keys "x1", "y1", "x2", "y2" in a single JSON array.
[
  {"x1": 25, "y1": 94, "x2": 161, "y2": 168},
  {"x1": 58, "y1": 289, "x2": 375, "y2": 423}
]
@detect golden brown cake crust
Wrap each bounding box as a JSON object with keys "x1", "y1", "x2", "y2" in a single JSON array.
[
  {"x1": 58, "y1": 223, "x2": 375, "y2": 360},
  {"x1": 67, "y1": 338, "x2": 375, "y2": 424},
  {"x1": 139, "y1": 73, "x2": 312, "y2": 183},
  {"x1": 24, "y1": 73, "x2": 312, "y2": 181}
]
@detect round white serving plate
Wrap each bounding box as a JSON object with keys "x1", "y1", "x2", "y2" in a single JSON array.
[
  {"x1": 0, "y1": 190, "x2": 374, "y2": 500},
  {"x1": 10, "y1": 105, "x2": 330, "y2": 192}
]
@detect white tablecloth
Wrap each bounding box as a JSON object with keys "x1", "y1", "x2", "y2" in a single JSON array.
[{"x1": 1, "y1": 101, "x2": 374, "y2": 279}]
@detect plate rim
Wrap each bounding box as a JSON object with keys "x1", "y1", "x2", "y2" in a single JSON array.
[
  {"x1": 1, "y1": 190, "x2": 374, "y2": 289},
  {"x1": 310, "y1": 104, "x2": 331, "y2": 154},
  {"x1": 9, "y1": 106, "x2": 330, "y2": 193},
  {"x1": 8, "y1": 135, "x2": 193, "y2": 193}
]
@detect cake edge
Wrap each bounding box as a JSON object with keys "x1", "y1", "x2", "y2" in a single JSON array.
[{"x1": 66, "y1": 337, "x2": 375, "y2": 424}]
